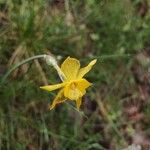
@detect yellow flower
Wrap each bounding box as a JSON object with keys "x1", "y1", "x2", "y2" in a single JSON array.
[{"x1": 40, "y1": 57, "x2": 97, "y2": 110}]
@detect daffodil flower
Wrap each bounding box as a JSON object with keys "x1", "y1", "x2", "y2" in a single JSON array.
[{"x1": 40, "y1": 57, "x2": 97, "y2": 110}]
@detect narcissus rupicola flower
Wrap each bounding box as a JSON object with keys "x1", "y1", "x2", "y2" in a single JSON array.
[{"x1": 40, "y1": 57, "x2": 97, "y2": 110}]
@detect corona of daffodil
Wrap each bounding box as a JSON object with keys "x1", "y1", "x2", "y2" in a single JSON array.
[{"x1": 40, "y1": 57, "x2": 97, "y2": 110}]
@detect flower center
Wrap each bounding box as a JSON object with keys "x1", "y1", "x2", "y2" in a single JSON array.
[
  {"x1": 64, "y1": 82, "x2": 82, "y2": 100},
  {"x1": 70, "y1": 82, "x2": 77, "y2": 90}
]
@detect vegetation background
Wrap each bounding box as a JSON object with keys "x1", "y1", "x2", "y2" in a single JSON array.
[{"x1": 0, "y1": 0, "x2": 150, "y2": 149}]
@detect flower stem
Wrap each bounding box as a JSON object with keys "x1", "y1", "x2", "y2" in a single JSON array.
[{"x1": 0, "y1": 54, "x2": 46, "y2": 85}]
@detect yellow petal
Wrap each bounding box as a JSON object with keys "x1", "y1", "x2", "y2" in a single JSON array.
[
  {"x1": 49, "y1": 89, "x2": 66, "y2": 110},
  {"x1": 40, "y1": 82, "x2": 66, "y2": 92},
  {"x1": 76, "y1": 97, "x2": 82, "y2": 110},
  {"x1": 64, "y1": 83, "x2": 82, "y2": 100},
  {"x1": 77, "y1": 59, "x2": 97, "y2": 79},
  {"x1": 64, "y1": 79, "x2": 91, "y2": 100},
  {"x1": 76, "y1": 79, "x2": 92, "y2": 93},
  {"x1": 61, "y1": 57, "x2": 80, "y2": 81}
]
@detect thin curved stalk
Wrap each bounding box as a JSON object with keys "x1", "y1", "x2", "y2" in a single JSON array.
[{"x1": 0, "y1": 54, "x2": 46, "y2": 85}]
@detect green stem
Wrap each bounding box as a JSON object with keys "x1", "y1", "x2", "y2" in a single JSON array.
[
  {"x1": 0, "y1": 54, "x2": 46, "y2": 85},
  {"x1": 82, "y1": 54, "x2": 133, "y2": 61},
  {"x1": 95, "y1": 53, "x2": 132, "y2": 59}
]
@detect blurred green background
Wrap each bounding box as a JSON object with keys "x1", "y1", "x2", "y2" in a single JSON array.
[{"x1": 0, "y1": 0, "x2": 150, "y2": 149}]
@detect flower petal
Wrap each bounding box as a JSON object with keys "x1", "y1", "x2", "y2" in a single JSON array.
[
  {"x1": 77, "y1": 59, "x2": 97, "y2": 79},
  {"x1": 40, "y1": 82, "x2": 66, "y2": 92},
  {"x1": 61, "y1": 57, "x2": 80, "y2": 81},
  {"x1": 76, "y1": 97, "x2": 82, "y2": 110},
  {"x1": 49, "y1": 89, "x2": 66, "y2": 110},
  {"x1": 64, "y1": 79, "x2": 91, "y2": 100},
  {"x1": 64, "y1": 83, "x2": 82, "y2": 100},
  {"x1": 76, "y1": 79, "x2": 92, "y2": 93}
]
